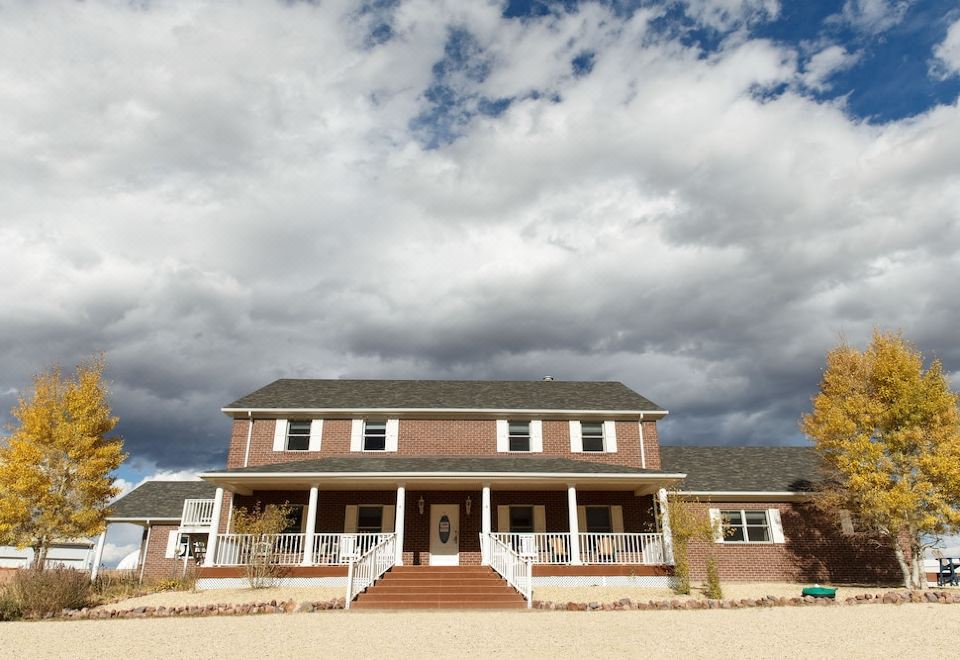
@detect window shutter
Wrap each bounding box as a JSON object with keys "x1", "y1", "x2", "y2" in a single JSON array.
[
  {"x1": 533, "y1": 506, "x2": 546, "y2": 533},
  {"x1": 768, "y1": 509, "x2": 785, "y2": 543},
  {"x1": 308, "y1": 419, "x2": 323, "y2": 452},
  {"x1": 603, "y1": 421, "x2": 618, "y2": 452},
  {"x1": 611, "y1": 506, "x2": 624, "y2": 533},
  {"x1": 709, "y1": 509, "x2": 723, "y2": 542},
  {"x1": 344, "y1": 505, "x2": 358, "y2": 533},
  {"x1": 577, "y1": 506, "x2": 587, "y2": 532},
  {"x1": 496, "y1": 420, "x2": 509, "y2": 452},
  {"x1": 839, "y1": 510, "x2": 855, "y2": 535},
  {"x1": 385, "y1": 419, "x2": 399, "y2": 452},
  {"x1": 350, "y1": 420, "x2": 363, "y2": 452},
  {"x1": 529, "y1": 420, "x2": 543, "y2": 453},
  {"x1": 381, "y1": 505, "x2": 396, "y2": 534},
  {"x1": 497, "y1": 506, "x2": 509, "y2": 532},
  {"x1": 165, "y1": 530, "x2": 180, "y2": 559},
  {"x1": 272, "y1": 419, "x2": 287, "y2": 451},
  {"x1": 569, "y1": 421, "x2": 583, "y2": 453}
]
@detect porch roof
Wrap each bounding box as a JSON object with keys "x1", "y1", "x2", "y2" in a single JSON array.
[
  {"x1": 107, "y1": 480, "x2": 218, "y2": 522},
  {"x1": 202, "y1": 456, "x2": 685, "y2": 495}
]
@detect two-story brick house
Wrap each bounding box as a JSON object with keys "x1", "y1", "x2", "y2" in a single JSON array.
[{"x1": 104, "y1": 379, "x2": 901, "y2": 604}]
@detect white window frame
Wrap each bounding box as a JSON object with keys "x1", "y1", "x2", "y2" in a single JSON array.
[
  {"x1": 508, "y1": 421, "x2": 531, "y2": 452},
  {"x1": 285, "y1": 420, "x2": 311, "y2": 451},
  {"x1": 580, "y1": 422, "x2": 606, "y2": 452},
  {"x1": 362, "y1": 420, "x2": 388, "y2": 452},
  {"x1": 718, "y1": 509, "x2": 772, "y2": 544}
]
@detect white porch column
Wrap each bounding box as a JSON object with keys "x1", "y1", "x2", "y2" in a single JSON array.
[
  {"x1": 481, "y1": 483, "x2": 491, "y2": 565},
  {"x1": 203, "y1": 487, "x2": 225, "y2": 567},
  {"x1": 302, "y1": 485, "x2": 319, "y2": 565},
  {"x1": 394, "y1": 484, "x2": 406, "y2": 565},
  {"x1": 657, "y1": 488, "x2": 675, "y2": 564},
  {"x1": 90, "y1": 528, "x2": 107, "y2": 581},
  {"x1": 567, "y1": 483, "x2": 582, "y2": 565}
]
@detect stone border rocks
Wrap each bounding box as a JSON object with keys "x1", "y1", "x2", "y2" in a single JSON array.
[
  {"x1": 59, "y1": 597, "x2": 345, "y2": 621},
  {"x1": 532, "y1": 590, "x2": 960, "y2": 611}
]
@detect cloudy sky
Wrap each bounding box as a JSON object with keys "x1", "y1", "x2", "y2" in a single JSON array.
[{"x1": 3, "y1": 0, "x2": 960, "y2": 560}]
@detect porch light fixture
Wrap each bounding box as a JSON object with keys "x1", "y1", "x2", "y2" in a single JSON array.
[
  {"x1": 465, "y1": 496, "x2": 472, "y2": 516},
  {"x1": 418, "y1": 495, "x2": 425, "y2": 515}
]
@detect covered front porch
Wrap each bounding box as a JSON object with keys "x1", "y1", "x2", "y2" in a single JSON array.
[{"x1": 196, "y1": 456, "x2": 683, "y2": 572}]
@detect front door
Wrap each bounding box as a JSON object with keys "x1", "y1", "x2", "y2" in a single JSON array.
[{"x1": 429, "y1": 504, "x2": 460, "y2": 566}]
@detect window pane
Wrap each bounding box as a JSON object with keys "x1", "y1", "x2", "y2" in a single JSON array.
[
  {"x1": 364, "y1": 420, "x2": 387, "y2": 450},
  {"x1": 287, "y1": 435, "x2": 310, "y2": 451},
  {"x1": 508, "y1": 421, "x2": 530, "y2": 435},
  {"x1": 581, "y1": 422, "x2": 603, "y2": 435},
  {"x1": 721, "y1": 511, "x2": 743, "y2": 526},
  {"x1": 288, "y1": 421, "x2": 311, "y2": 433},
  {"x1": 357, "y1": 506, "x2": 382, "y2": 532},
  {"x1": 283, "y1": 506, "x2": 304, "y2": 534},
  {"x1": 744, "y1": 511, "x2": 768, "y2": 525},
  {"x1": 582, "y1": 436, "x2": 604, "y2": 452},
  {"x1": 364, "y1": 435, "x2": 386, "y2": 451},
  {"x1": 726, "y1": 526, "x2": 745, "y2": 542},
  {"x1": 510, "y1": 506, "x2": 534, "y2": 533},
  {"x1": 585, "y1": 507, "x2": 612, "y2": 533},
  {"x1": 509, "y1": 436, "x2": 530, "y2": 451},
  {"x1": 365, "y1": 421, "x2": 386, "y2": 433},
  {"x1": 746, "y1": 525, "x2": 769, "y2": 542},
  {"x1": 581, "y1": 422, "x2": 604, "y2": 452}
]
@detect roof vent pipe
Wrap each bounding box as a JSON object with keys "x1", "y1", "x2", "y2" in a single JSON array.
[{"x1": 542, "y1": 376, "x2": 554, "y2": 381}]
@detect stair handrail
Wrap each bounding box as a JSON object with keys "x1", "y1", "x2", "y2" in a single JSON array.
[
  {"x1": 345, "y1": 533, "x2": 396, "y2": 609},
  {"x1": 482, "y1": 532, "x2": 532, "y2": 608}
]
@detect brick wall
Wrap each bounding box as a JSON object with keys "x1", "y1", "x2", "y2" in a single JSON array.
[
  {"x1": 683, "y1": 501, "x2": 902, "y2": 584},
  {"x1": 229, "y1": 418, "x2": 658, "y2": 470}
]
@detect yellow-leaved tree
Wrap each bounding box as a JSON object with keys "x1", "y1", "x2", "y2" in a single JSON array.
[
  {"x1": 0, "y1": 356, "x2": 126, "y2": 568},
  {"x1": 802, "y1": 331, "x2": 960, "y2": 589}
]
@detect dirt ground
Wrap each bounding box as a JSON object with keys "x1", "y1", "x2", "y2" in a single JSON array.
[{"x1": 4, "y1": 606, "x2": 958, "y2": 659}]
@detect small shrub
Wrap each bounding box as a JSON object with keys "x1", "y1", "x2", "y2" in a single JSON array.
[
  {"x1": 7, "y1": 568, "x2": 92, "y2": 618},
  {"x1": 0, "y1": 590, "x2": 23, "y2": 621},
  {"x1": 703, "y1": 557, "x2": 723, "y2": 600},
  {"x1": 232, "y1": 502, "x2": 294, "y2": 589}
]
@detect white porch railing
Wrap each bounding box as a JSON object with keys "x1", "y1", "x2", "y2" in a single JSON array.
[
  {"x1": 579, "y1": 533, "x2": 665, "y2": 565},
  {"x1": 345, "y1": 533, "x2": 396, "y2": 609},
  {"x1": 213, "y1": 533, "x2": 305, "y2": 566},
  {"x1": 311, "y1": 533, "x2": 388, "y2": 566},
  {"x1": 490, "y1": 532, "x2": 666, "y2": 565},
  {"x1": 483, "y1": 533, "x2": 532, "y2": 608},
  {"x1": 181, "y1": 498, "x2": 215, "y2": 527}
]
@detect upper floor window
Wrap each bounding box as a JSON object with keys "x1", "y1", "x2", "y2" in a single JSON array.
[
  {"x1": 285, "y1": 421, "x2": 311, "y2": 451},
  {"x1": 721, "y1": 510, "x2": 770, "y2": 543},
  {"x1": 581, "y1": 422, "x2": 605, "y2": 452},
  {"x1": 363, "y1": 421, "x2": 387, "y2": 451},
  {"x1": 508, "y1": 421, "x2": 530, "y2": 452}
]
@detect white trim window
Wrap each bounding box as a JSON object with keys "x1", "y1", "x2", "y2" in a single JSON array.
[
  {"x1": 508, "y1": 421, "x2": 530, "y2": 452},
  {"x1": 715, "y1": 509, "x2": 784, "y2": 544},
  {"x1": 580, "y1": 422, "x2": 605, "y2": 452},
  {"x1": 363, "y1": 421, "x2": 387, "y2": 451},
  {"x1": 285, "y1": 421, "x2": 311, "y2": 451},
  {"x1": 570, "y1": 420, "x2": 617, "y2": 453}
]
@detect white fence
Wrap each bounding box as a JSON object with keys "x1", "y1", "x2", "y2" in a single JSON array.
[
  {"x1": 579, "y1": 533, "x2": 665, "y2": 565},
  {"x1": 484, "y1": 534, "x2": 532, "y2": 608},
  {"x1": 490, "y1": 532, "x2": 666, "y2": 565},
  {"x1": 181, "y1": 499, "x2": 215, "y2": 527},
  {"x1": 213, "y1": 533, "x2": 305, "y2": 566},
  {"x1": 345, "y1": 534, "x2": 396, "y2": 609},
  {"x1": 311, "y1": 533, "x2": 386, "y2": 566}
]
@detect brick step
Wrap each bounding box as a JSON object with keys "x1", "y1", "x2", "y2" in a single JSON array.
[
  {"x1": 370, "y1": 585, "x2": 518, "y2": 594},
  {"x1": 352, "y1": 600, "x2": 527, "y2": 609},
  {"x1": 376, "y1": 579, "x2": 506, "y2": 587},
  {"x1": 390, "y1": 566, "x2": 492, "y2": 572},
  {"x1": 357, "y1": 593, "x2": 524, "y2": 603}
]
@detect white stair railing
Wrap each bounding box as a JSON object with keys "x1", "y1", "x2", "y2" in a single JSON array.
[
  {"x1": 344, "y1": 533, "x2": 396, "y2": 609},
  {"x1": 483, "y1": 533, "x2": 532, "y2": 608}
]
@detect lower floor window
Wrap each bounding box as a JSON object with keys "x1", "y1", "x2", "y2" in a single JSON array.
[
  {"x1": 721, "y1": 510, "x2": 770, "y2": 542},
  {"x1": 357, "y1": 506, "x2": 383, "y2": 533},
  {"x1": 509, "y1": 506, "x2": 534, "y2": 533},
  {"x1": 282, "y1": 505, "x2": 305, "y2": 534},
  {"x1": 585, "y1": 506, "x2": 612, "y2": 533}
]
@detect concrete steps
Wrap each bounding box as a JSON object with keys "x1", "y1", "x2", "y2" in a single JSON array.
[{"x1": 351, "y1": 565, "x2": 527, "y2": 610}]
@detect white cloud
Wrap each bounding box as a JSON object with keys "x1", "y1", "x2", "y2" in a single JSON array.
[
  {"x1": 931, "y1": 18, "x2": 960, "y2": 79},
  {"x1": 801, "y1": 45, "x2": 861, "y2": 91},
  {"x1": 101, "y1": 541, "x2": 140, "y2": 565},
  {"x1": 0, "y1": 0, "x2": 959, "y2": 461},
  {"x1": 681, "y1": 0, "x2": 780, "y2": 31},
  {"x1": 839, "y1": 0, "x2": 913, "y2": 34}
]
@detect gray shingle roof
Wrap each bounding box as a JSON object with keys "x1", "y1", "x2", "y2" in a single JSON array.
[
  {"x1": 225, "y1": 379, "x2": 663, "y2": 412},
  {"x1": 211, "y1": 455, "x2": 669, "y2": 475},
  {"x1": 659, "y1": 445, "x2": 824, "y2": 492},
  {"x1": 108, "y1": 481, "x2": 218, "y2": 520}
]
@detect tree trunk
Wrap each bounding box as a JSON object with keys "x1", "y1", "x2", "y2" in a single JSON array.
[
  {"x1": 892, "y1": 540, "x2": 913, "y2": 589},
  {"x1": 910, "y1": 539, "x2": 926, "y2": 590}
]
